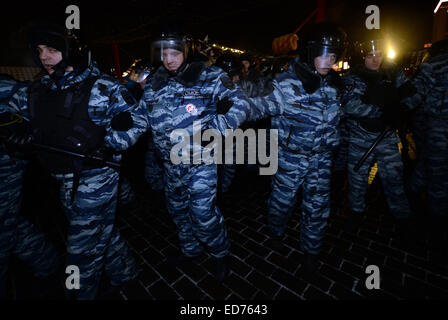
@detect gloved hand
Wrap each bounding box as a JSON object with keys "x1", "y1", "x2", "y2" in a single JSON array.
[
  {"x1": 110, "y1": 111, "x2": 133, "y2": 131},
  {"x1": 361, "y1": 82, "x2": 386, "y2": 106},
  {"x1": 293, "y1": 62, "x2": 321, "y2": 94},
  {"x1": 381, "y1": 103, "x2": 407, "y2": 129}
]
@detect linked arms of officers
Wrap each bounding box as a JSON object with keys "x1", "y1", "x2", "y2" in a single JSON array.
[
  {"x1": 103, "y1": 82, "x2": 149, "y2": 151},
  {"x1": 208, "y1": 74, "x2": 279, "y2": 135}
]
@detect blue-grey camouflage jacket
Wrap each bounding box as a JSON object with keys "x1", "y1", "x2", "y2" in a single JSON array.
[
  {"x1": 140, "y1": 62, "x2": 256, "y2": 161},
  {"x1": 401, "y1": 53, "x2": 448, "y2": 118},
  {"x1": 250, "y1": 57, "x2": 342, "y2": 154},
  {"x1": 8, "y1": 61, "x2": 149, "y2": 153}
]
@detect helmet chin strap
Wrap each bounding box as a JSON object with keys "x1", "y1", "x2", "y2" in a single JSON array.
[
  {"x1": 48, "y1": 59, "x2": 69, "y2": 82},
  {"x1": 167, "y1": 59, "x2": 189, "y2": 77}
]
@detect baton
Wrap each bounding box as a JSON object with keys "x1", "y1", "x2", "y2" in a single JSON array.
[{"x1": 354, "y1": 127, "x2": 390, "y2": 172}]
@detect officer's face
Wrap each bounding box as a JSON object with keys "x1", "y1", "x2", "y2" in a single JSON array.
[
  {"x1": 314, "y1": 53, "x2": 337, "y2": 75},
  {"x1": 162, "y1": 48, "x2": 184, "y2": 72},
  {"x1": 365, "y1": 51, "x2": 383, "y2": 71},
  {"x1": 37, "y1": 45, "x2": 63, "y2": 75},
  {"x1": 242, "y1": 60, "x2": 250, "y2": 72}
]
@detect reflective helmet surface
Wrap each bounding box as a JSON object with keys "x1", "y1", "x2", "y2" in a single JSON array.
[
  {"x1": 301, "y1": 22, "x2": 347, "y2": 67},
  {"x1": 215, "y1": 52, "x2": 242, "y2": 77}
]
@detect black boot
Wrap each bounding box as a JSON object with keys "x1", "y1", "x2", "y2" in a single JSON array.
[
  {"x1": 213, "y1": 256, "x2": 231, "y2": 283},
  {"x1": 300, "y1": 252, "x2": 319, "y2": 277},
  {"x1": 344, "y1": 210, "x2": 366, "y2": 233},
  {"x1": 266, "y1": 234, "x2": 284, "y2": 253},
  {"x1": 166, "y1": 252, "x2": 202, "y2": 268}
]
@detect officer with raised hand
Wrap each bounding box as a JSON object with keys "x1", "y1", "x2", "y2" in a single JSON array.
[
  {"x1": 7, "y1": 20, "x2": 148, "y2": 299},
  {"x1": 249, "y1": 22, "x2": 347, "y2": 275},
  {"x1": 341, "y1": 35, "x2": 412, "y2": 239},
  {"x1": 140, "y1": 25, "x2": 256, "y2": 283}
]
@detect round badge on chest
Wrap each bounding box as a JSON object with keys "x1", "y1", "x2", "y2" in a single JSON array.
[{"x1": 185, "y1": 103, "x2": 198, "y2": 116}]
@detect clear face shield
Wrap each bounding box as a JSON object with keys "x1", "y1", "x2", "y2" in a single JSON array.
[
  {"x1": 313, "y1": 46, "x2": 339, "y2": 68},
  {"x1": 150, "y1": 38, "x2": 186, "y2": 67},
  {"x1": 361, "y1": 40, "x2": 384, "y2": 58}
]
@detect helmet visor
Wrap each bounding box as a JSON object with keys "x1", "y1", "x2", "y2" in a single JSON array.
[
  {"x1": 361, "y1": 40, "x2": 385, "y2": 57},
  {"x1": 150, "y1": 39, "x2": 186, "y2": 65},
  {"x1": 313, "y1": 46, "x2": 339, "y2": 68}
]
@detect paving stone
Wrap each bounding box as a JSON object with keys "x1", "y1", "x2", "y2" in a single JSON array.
[
  {"x1": 385, "y1": 256, "x2": 427, "y2": 280},
  {"x1": 246, "y1": 270, "x2": 281, "y2": 298},
  {"x1": 275, "y1": 288, "x2": 302, "y2": 300},
  {"x1": 303, "y1": 286, "x2": 334, "y2": 300},
  {"x1": 224, "y1": 273, "x2": 258, "y2": 300},
  {"x1": 358, "y1": 230, "x2": 390, "y2": 245},
  {"x1": 330, "y1": 283, "x2": 363, "y2": 300},
  {"x1": 154, "y1": 261, "x2": 184, "y2": 285},
  {"x1": 426, "y1": 273, "x2": 448, "y2": 291},
  {"x1": 176, "y1": 259, "x2": 209, "y2": 283},
  {"x1": 243, "y1": 239, "x2": 271, "y2": 258},
  {"x1": 197, "y1": 275, "x2": 232, "y2": 300},
  {"x1": 267, "y1": 252, "x2": 298, "y2": 274},
  {"x1": 403, "y1": 275, "x2": 448, "y2": 299},
  {"x1": 354, "y1": 281, "x2": 397, "y2": 300},
  {"x1": 407, "y1": 254, "x2": 448, "y2": 277},
  {"x1": 271, "y1": 268, "x2": 307, "y2": 296},
  {"x1": 121, "y1": 280, "x2": 152, "y2": 300},
  {"x1": 173, "y1": 276, "x2": 207, "y2": 300},
  {"x1": 340, "y1": 260, "x2": 365, "y2": 280},
  {"x1": 228, "y1": 255, "x2": 253, "y2": 278},
  {"x1": 147, "y1": 280, "x2": 180, "y2": 300},
  {"x1": 243, "y1": 226, "x2": 268, "y2": 243},
  {"x1": 295, "y1": 270, "x2": 333, "y2": 293},
  {"x1": 319, "y1": 265, "x2": 357, "y2": 290},
  {"x1": 226, "y1": 218, "x2": 247, "y2": 232},
  {"x1": 245, "y1": 254, "x2": 277, "y2": 276},
  {"x1": 230, "y1": 242, "x2": 251, "y2": 260},
  {"x1": 140, "y1": 246, "x2": 166, "y2": 266},
  {"x1": 138, "y1": 266, "x2": 161, "y2": 288},
  {"x1": 369, "y1": 242, "x2": 405, "y2": 262}
]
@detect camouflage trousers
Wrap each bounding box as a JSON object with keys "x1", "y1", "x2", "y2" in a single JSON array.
[
  {"x1": 54, "y1": 167, "x2": 138, "y2": 300},
  {"x1": 0, "y1": 157, "x2": 58, "y2": 297},
  {"x1": 347, "y1": 128, "x2": 410, "y2": 219},
  {"x1": 219, "y1": 164, "x2": 236, "y2": 194},
  {"x1": 409, "y1": 109, "x2": 427, "y2": 192},
  {"x1": 267, "y1": 148, "x2": 332, "y2": 255},
  {"x1": 144, "y1": 135, "x2": 164, "y2": 192},
  {"x1": 163, "y1": 162, "x2": 230, "y2": 259},
  {"x1": 410, "y1": 117, "x2": 448, "y2": 217}
]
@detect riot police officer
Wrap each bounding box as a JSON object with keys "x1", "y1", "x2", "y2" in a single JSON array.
[{"x1": 7, "y1": 21, "x2": 148, "y2": 299}]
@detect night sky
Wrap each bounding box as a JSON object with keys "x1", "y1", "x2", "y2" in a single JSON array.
[{"x1": 0, "y1": 0, "x2": 439, "y2": 71}]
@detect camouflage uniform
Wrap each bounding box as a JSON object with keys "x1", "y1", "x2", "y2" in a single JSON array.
[
  {"x1": 401, "y1": 53, "x2": 448, "y2": 218},
  {"x1": 0, "y1": 79, "x2": 59, "y2": 298},
  {"x1": 341, "y1": 66, "x2": 410, "y2": 219},
  {"x1": 140, "y1": 61, "x2": 254, "y2": 258},
  {"x1": 8, "y1": 62, "x2": 148, "y2": 299},
  {"x1": 253, "y1": 57, "x2": 342, "y2": 255}
]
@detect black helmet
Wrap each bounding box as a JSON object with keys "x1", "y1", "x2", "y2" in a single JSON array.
[
  {"x1": 215, "y1": 52, "x2": 242, "y2": 77},
  {"x1": 259, "y1": 59, "x2": 274, "y2": 76},
  {"x1": 150, "y1": 24, "x2": 190, "y2": 75},
  {"x1": 300, "y1": 22, "x2": 347, "y2": 67},
  {"x1": 27, "y1": 20, "x2": 91, "y2": 73}
]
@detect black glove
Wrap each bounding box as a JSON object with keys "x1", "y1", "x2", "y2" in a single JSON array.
[
  {"x1": 361, "y1": 83, "x2": 386, "y2": 106},
  {"x1": 397, "y1": 80, "x2": 417, "y2": 100},
  {"x1": 381, "y1": 103, "x2": 407, "y2": 129},
  {"x1": 293, "y1": 62, "x2": 321, "y2": 94},
  {"x1": 110, "y1": 111, "x2": 133, "y2": 131}
]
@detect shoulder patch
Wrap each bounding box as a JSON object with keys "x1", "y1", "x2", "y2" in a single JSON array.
[{"x1": 221, "y1": 75, "x2": 235, "y2": 89}]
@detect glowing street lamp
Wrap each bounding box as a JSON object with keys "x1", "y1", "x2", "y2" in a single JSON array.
[{"x1": 387, "y1": 47, "x2": 396, "y2": 59}]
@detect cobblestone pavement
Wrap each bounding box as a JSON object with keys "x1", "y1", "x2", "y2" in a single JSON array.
[
  {"x1": 113, "y1": 167, "x2": 448, "y2": 301},
  {"x1": 6, "y1": 163, "x2": 448, "y2": 301}
]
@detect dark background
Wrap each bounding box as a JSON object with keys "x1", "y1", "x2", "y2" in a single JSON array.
[{"x1": 0, "y1": 0, "x2": 438, "y2": 72}]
